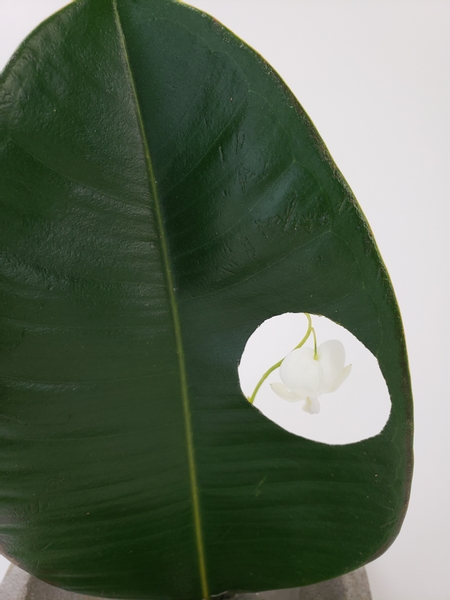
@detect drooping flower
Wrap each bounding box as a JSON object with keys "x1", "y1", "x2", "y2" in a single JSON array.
[{"x1": 270, "y1": 340, "x2": 351, "y2": 414}]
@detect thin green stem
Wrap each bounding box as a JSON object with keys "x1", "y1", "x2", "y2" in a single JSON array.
[
  {"x1": 248, "y1": 359, "x2": 284, "y2": 405},
  {"x1": 248, "y1": 313, "x2": 313, "y2": 404},
  {"x1": 312, "y1": 326, "x2": 318, "y2": 359},
  {"x1": 295, "y1": 313, "x2": 313, "y2": 350}
]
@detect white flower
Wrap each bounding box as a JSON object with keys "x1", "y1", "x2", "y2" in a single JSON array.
[{"x1": 270, "y1": 340, "x2": 351, "y2": 414}]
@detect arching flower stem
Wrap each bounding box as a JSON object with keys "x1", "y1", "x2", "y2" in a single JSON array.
[
  {"x1": 312, "y1": 325, "x2": 318, "y2": 359},
  {"x1": 248, "y1": 313, "x2": 314, "y2": 404}
]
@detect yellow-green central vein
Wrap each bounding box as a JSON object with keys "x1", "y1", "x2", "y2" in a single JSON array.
[{"x1": 112, "y1": 3, "x2": 209, "y2": 598}]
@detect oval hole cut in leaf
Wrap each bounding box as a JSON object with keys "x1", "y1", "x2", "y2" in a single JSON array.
[
  {"x1": 0, "y1": 0, "x2": 413, "y2": 599},
  {"x1": 239, "y1": 313, "x2": 392, "y2": 445}
]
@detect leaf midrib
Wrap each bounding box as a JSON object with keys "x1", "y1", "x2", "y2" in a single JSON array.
[{"x1": 111, "y1": 2, "x2": 209, "y2": 597}]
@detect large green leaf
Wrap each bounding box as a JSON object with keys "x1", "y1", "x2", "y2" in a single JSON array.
[{"x1": 0, "y1": 0, "x2": 413, "y2": 598}]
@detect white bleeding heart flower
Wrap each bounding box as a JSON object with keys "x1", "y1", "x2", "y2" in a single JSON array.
[{"x1": 270, "y1": 340, "x2": 351, "y2": 414}]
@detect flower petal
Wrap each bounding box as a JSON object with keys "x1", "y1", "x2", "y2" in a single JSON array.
[
  {"x1": 291, "y1": 387, "x2": 310, "y2": 400},
  {"x1": 280, "y1": 347, "x2": 320, "y2": 396},
  {"x1": 303, "y1": 397, "x2": 320, "y2": 414},
  {"x1": 317, "y1": 340, "x2": 346, "y2": 393},
  {"x1": 270, "y1": 382, "x2": 300, "y2": 402},
  {"x1": 327, "y1": 363, "x2": 352, "y2": 393}
]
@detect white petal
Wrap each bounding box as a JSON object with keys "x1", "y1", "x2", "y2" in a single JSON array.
[
  {"x1": 327, "y1": 363, "x2": 352, "y2": 393},
  {"x1": 317, "y1": 340, "x2": 346, "y2": 393},
  {"x1": 280, "y1": 347, "x2": 320, "y2": 396},
  {"x1": 270, "y1": 382, "x2": 300, "y2": 402},
  {"x1": 303, "y1": 397, "x2": 321, "y2": 414},
  {"x1": 291, "y1": 387, "x2": 310, "y2": 400}
]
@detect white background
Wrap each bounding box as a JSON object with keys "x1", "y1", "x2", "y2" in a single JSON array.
[{"x1": 1, "y1": 1, "x2": 450, "y2": 599}]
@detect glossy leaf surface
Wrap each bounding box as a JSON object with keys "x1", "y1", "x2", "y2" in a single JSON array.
[{"x1": 0, "y1": 0, "x2": 413, "y2": 598}]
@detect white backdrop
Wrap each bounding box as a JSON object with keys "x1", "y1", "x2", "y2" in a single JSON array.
[{"x1": 1, "y1": 2, "x2": 450, "y2": 599}]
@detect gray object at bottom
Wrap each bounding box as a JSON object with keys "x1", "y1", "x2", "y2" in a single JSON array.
[{"x1": 0, "y1": 564, "x2": 371, "y2": 600}]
